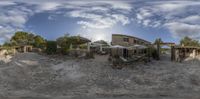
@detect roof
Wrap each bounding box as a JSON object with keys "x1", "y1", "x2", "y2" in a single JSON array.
[
  {"x1": 112, "y1": 34, "x2": 151, "y2": 44},
  {"x1": 128, "y1": 44, "x2": 147, "y2": 49},
  {"x1": 110, "y1": 45, "x2": 127, "y2": 49},
  {"x1": 160, "y1": 42, "x2": 176, "y2": 45},
  {"x1": 174, "y1": 46, "x2": 200, "y2": 49}
]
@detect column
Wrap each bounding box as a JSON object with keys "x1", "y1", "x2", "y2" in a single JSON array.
[
  {"x1": 100, "y1": 44, "x2": 102, "y2": 52},
  {"x1": 193, "y1": 49, "x2": 196, "y2": 59},
  {"x1": 87, "y1": 42, "x2": 90, "y2": 52}
]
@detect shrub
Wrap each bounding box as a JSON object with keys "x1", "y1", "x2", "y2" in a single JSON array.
[
  {"x1": 152, "y1": 48, "x2": 159, "y2": 60},
  {"x1": 61, "y1": 47, "x2": 70, "y2": 55},
  {"x1": 46, "y1": 41, "x2": 57, "y2": 55},
  {"x1": 85, "y1": 52, "x2": 94, "y2": 59}
]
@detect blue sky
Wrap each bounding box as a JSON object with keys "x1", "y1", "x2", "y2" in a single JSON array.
[{"x1": 0, "y1": 0, "x2": 200, "y2": 44}]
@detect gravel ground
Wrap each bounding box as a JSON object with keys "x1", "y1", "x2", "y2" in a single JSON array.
[{"x1": 0, "y1": 53, "x2": 200, "y2": 99}]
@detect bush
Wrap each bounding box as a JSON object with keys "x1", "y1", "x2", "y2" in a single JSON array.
[
  {"x1": 61, "y1": 47, "x2": 70, "y2": 55},
  {"x1": 85, "y1": 52, "x2": 94, "y2": 59},
  {"x1": 46, "y1": 41, "x2": 57, "y2": 55},
  {"x1": 152, "y1": 48, "x2": 159, "y2": 60}
]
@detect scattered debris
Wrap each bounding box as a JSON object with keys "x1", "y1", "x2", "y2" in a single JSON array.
[{"x1": 0, "y1": 53, "x2": 200, "y2": 98}]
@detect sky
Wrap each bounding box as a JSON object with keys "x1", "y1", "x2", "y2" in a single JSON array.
[{"x1": 0, "y1": 0, "x2": 200, "y2": 44}]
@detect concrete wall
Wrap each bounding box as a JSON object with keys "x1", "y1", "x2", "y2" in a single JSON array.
[
  {"x1": 112, "y1": 34, "x2": 151, "y2": 46},
  {"x1": 171, "y1": 48, "x2": 199, "y2": 62}
]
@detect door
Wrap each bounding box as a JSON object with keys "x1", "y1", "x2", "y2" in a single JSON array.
[{"x1": 123, "y1": 49, "x2": 128, "y2": 58}]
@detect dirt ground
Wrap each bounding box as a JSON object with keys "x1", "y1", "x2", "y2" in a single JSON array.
[{"x1": 1, "y1": 53, "x2": 200, "y2": 99}]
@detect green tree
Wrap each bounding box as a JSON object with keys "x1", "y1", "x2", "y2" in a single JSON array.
[
  {"x1": 10, "y1": 31, "x2": 31, "y2": 45},
  {"x1": 153, "y1": 38, "x2": 163, "y2": 60},
  {"x1": 180, "y1": 36, "x2": 199, "y2": 47},
  {"x1": 10, "y1": 31, "x2": 46, "y2": 48},
  {"x1": 56, "y1": 34, "x2": 70, "y2": 48},
  {"x1": 34, "y1": 35, "x2": 46, "y2": 49},
  {"x1": 94, "y1": 40, "x2": 109, "y2": 46},
  {"x1": 46, "y1": 41, "x2": 57, "y2": 55},
  {"x1": 3, "y1": 42, "x2": 12, "y2": 47}
]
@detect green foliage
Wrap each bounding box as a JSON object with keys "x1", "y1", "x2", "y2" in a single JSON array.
[
  {"x1": 11, "y1": 31, "x2": 33, "y2": 45},
  {"x1": 153, "y1": 38, "x2": 162, "y2": 60},
  {"x1": 56, "y1": 34, "x2": 71, "y2": 54},
  {"x1": 151, "y1": 48, "x2": 159, "y2": 60},
  {"x1": 46, "y1": 41, "x2": 57, "y2": 55},
  {"x1": 57, "y1": 34, "x2": 70, "y2": 48},
  {"x1": 3, "y1": 42, "x2": 12, "y2": 47},
  {"x1": 85, "y1": 52, "x2": 94, "y2": 59},
  {"x1": 93, "y1": 40, "x2": 109, "y2": 46},
  {"x1": 34, "y1": 35, "x2": 46, "y2": 49},
  {"x1": 180, "y1": 36, "x2": 199, "y2": 47},
  {"x1": 9, "y1": 31, "x2": 46, "y2": 49},
  {"x1": 79, "y1": 44, "x2": 87, "y2": 49},
  {"x1": 56, "y1": 34, "x2": 90, "y2": 54},
  {"x1": 154, "y1": 38, "x2": 163, "y2": 44}
]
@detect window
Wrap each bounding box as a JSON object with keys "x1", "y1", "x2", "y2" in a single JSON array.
[
  {"x1": 123, "y1": 38, "x2": 129, "y2": 42},
  {"x1": 134, "y1": 40, "x2": 137, "y2": 43},
  {"x1": 134, "y1": 50, "x2": 137, "y2": 54}
]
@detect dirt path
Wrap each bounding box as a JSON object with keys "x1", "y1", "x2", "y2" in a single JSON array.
[{"x1": 0, "y1": 53, "x2": 200, "y2": 99}]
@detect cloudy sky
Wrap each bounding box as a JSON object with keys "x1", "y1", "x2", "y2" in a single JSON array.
[{"x1": 0, "y1": 0, "x2": 200, "y2": 44}]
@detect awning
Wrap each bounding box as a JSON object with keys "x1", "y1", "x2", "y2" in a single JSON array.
[
  {"x1": 128, "y1": 44, "x2": 147, "y2": 49},
  {"x1": 110, "y1": 45, "x2": 127, "y2": 49}
]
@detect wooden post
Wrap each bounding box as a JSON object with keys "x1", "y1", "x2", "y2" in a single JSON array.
[
  {"x1": 171, "y1": 46, "x2": 175, "y2": 61},
  {"x1": 157, "y1": 42, "x2": 160, "y2": 60}
]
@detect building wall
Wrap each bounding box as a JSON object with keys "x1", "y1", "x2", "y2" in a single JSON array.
[
  {"x1": 112, "y1": 34, "x2": 151, "y2": 46},
  {"x1": 171, "y1": 47, "x2": 199, "y2": 62}
]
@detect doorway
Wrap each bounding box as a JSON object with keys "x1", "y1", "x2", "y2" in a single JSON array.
[{"x1": 123, "y1": 49, "x2": 128, "y2": 58}]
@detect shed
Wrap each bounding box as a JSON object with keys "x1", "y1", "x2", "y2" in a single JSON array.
[{"x1": 171, "y1": 46, "x2": 200, "y2": 62}]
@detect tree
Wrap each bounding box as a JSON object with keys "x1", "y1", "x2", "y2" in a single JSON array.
[
  {"x1": 56, "y1": 34, "x2": 70, "y2": 48},
  {"x1": 10, "y1": 31, "x2": 31, "y2": 45},
  {"x1": 3, "y1": 42, "x2": 12, "y2": 47},
  {"x1": 10, "y1": 31, "x2": 46, "y2": 49},
  {"x1": 46, "y1": 41, "x2": 57, "y2": 55},
  {"x1": 34, "y1": 35, "x2": 46, "y2": 49},
  {"x1": 180, "y1": 36, "x2": 199, "y2": 47},
  {"x1": 153, "y1": 38, "x2": 163, "y2": 60},
  {"x1": 56, "y1": 35, "x2": 70, "y2": 53},
  {"x1": 94, "y1": 40, "x2": 109, "y2": 46}
]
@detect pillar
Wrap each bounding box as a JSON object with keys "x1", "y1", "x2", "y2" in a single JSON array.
[
  {"x1": 100, "y1": 44, "x2": 103, "y2": 52},
  {"x1": 175, "y1": 49, "x2": 179, "y2": 62},
  {"x1": 87, "y1": 42, "x2": 90, "y2": 52},
  {"x1": 193, "y1": 49, "x2": 196, "y2": 59},
  {"x1": 24, "y1": 46, "x2": 26, "y2": 53},
  {"x1": 30, "y1": 46, "x2": 33, "y2": 52}
]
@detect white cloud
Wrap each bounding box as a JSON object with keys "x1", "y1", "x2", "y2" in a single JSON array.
[
  {"x1": 112, "y1": 14, "x2": 130, "y2": 25},
  {"x1": 67, "y1": 1, "x2": 131, "y2": 29},
  {"x1": 143, "y1": 20, "x2": 151, "y2": 26},
  {"x1": 97, "y1": 1, "x2": 132, "y2": 11},
  {"x1": 1, "y1": 0, "x2": 200, "y2": 43},
  {"x1": 135, "y1": 1, "x2": 200, "y2": 39},
  {"x1": 0, "y1": 15, "x2": 27, "y2": 27},
  {"x1": 0, "y1": 0, "x2": 132, "y2": 43},
  {"x1": 0, "y1": 1, "x2": 16, "y2": 6},
  {"x1": 165, "y1": 22, "x2": 200, "y2": 39},
  {"x1": 38, "y1": 2, "x2": 61, "y2": 11},
  {"x1": 0, "y1": 26, "x2": 15, "y2": 43},
  {"x1": 180, "y1": 15, "x2": 200, "y2": 24},
  {"x1": 151, "y1": 1, "x2": 200, "y2": 12}
]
